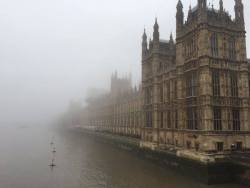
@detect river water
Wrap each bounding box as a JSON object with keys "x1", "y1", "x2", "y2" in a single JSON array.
[{"x1": 0, "y1": 125, "x2": 244, "y2": 188}]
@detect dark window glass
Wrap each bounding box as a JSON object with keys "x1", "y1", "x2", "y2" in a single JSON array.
[
  {"x1": 145, "y1": 112, "x2": 152, "y2": 127},
  {"x1": 232, "y1": 109, "x2": 240, "y2": 131},
  {"x1": 211, "y1": 33, "x2": 219, "y2": 57},
  {"x1": 216, "y1": 142, "x2": 224, "y2": 152},
  {"x1": 186, "y1": 73, "x2": 197, "y2": 97},
  {"x1": 160, "y1": 112, "x2": 164, "y2": 128},
  {"x1": 175, "y1": 111, "x2": 178, "y2": 129},
  {"x1": 167, "y1": 111, "x2": 171, "y2": 128},
  {"x1": 229, "y1": 38, "x2": 236, "y2": 60},
  {"x1": 230, "y1": 72, "x2": 238, "y2": 97},
  {"x1": 213, "y1": 107, "x2": 222, "y2": 131},
  {"x1": 212, "y1": 70, "x2": 220, "y2": 96},
  {"x1": 187, "y1": 107, "x2": 198, "y2": 130}
]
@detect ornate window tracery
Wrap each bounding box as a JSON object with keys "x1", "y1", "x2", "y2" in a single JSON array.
[
  {"x1": 213, "y1": 107, "x2": 222, "y2": 131},
  {"x1": 232, "y1": 108, "x2": 240, "y2": 131},
  {"x1": 212, "y1": 70, "x2": 220, "y2": 96},
  {"x1": 230, "y1": 72, "x2": 238, "y2": 97},
  {"x1": 228, "y1": 37, "x2": 236, "y2": 60},
  {"x1": 186, "y1": 72, "x2": 197, "y2": 97},
  {"x1": 187, "y1": 107, "x2": 198, "y2": 130},
  {"x1": 211, "y1": 33, "x2": 219, "y2": 57}
]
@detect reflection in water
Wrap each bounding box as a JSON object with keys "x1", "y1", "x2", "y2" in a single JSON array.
[{"x1": 0, "y1": 126, "x2": 243, "y2": 188}]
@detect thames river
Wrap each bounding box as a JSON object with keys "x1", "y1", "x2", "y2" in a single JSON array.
[{"x1": 0, "y1": 125, "x2": 244, "y2": 188}]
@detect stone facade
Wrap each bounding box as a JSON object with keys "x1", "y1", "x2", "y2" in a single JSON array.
[
  {"x1": 141, "y1": 0, "x2": 250, "y2": 153},
  {"x1": 84, "y1": 73, "x2": 142, "y2": 138},
  {"x1": 83, "y1": 0, "x2": 250, "y2": 154}
]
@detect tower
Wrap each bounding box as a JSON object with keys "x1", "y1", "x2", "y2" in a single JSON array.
[
  {"x1": 198, "y1": 0, "x2": 207, "y2": 23},
  {"x1": 176, "y1": 0, "x2": 183, "y2": 37},
  {"x1": 153, "y1": 18, "x2": 160, "y2": 46},
  {"x1": 219, "y1": 0, "x2": 224, "y2": 12},
  {"x1": 235, "y1": 0, "x2": 244, "y2": 28},
  {"x1": 142, "y1": 29, "x2": 148, "y2": 58}
]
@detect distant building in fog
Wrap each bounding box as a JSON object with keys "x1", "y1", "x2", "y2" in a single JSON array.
[
  {"x1": 84, "y1": 73, "x2": 142, "y2": 137},
  {"x1": 82, "y1": 0, "x2": 250, "y2": 154}
]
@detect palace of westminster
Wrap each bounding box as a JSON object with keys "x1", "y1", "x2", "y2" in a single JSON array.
[{"x1": 82, "y1": 0, "x2": 250, "y2": 154}]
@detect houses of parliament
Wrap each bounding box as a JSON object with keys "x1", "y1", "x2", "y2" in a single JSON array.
[{"x1": 83, "y1": 0, "x2": 250, "y2": 154}]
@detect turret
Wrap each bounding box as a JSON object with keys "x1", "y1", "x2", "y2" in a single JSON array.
[
  {"x1": 153, "y1": 18, "x2": 159, "y2": 44},
  {"x1": 142, "y1": 29, "x2": 148, "y2": 58},
  {"x1": 149, "y1": 38, "x2": 153, "y2": 50},
  {"x1": 219, "y1": 0, "x2": 223, "y2": 13},
  {"x1": 176, "y1": 0, "x2": 184, "y2": 37},
  {"x1": 198, "y1": 0, "x2": 207, "y2": 23},
  {"x1": 169, "y1": 33, "x2": 175, "y2": 50},
  {"x1": 198, "y1": 0, "x2": 207, "y2": 10},
  {"x1": 234, "y1": 0, "x2": 244, "y2": 28},
  {"x1": 170, "y1": 33, "x2": 174, "y2": 44}
]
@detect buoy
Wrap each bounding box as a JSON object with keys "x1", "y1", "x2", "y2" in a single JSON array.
[{"x1": 49, "y1": 159, "x2": 56, "y2": 167}]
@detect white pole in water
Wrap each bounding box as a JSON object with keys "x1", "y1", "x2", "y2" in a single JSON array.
[{"x1": 49, "y1": 139, "x2": 56, "y2": 168}]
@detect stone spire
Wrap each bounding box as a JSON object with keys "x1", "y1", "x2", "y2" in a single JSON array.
[
  {"x1": 170, "y1": 33, "x2": 174, "y2": 44},
  {"x1": 169, "y1": 32, "x2": 174, "y2": 50},
  {"x1": 142, "y1": 28, "x2": 148, "y2": 58},
  {"x1": 219, "y1": 0, "x2": 223, "y2": 12},
  {"x1": 153, "y1": 18, "x2": 159, "y2": 43},
  {"x1": 234, "y1": 0, "x2": 244, "y2": 28},
  {"x1": 189, "y1": 4, "x2": 192, "y2": 14},
  {"x1": 143, "y1": 28, "x2": 147, "y2": 40},
  {"x1": 198, "y1": 0, "x2": 207, "y2": 23},
  {"x1": 176, "y1": 0, "x2": 184, "y2": 37},
  {"x1": 198, "y1": 0, "x2": 207, "y2": 10}
]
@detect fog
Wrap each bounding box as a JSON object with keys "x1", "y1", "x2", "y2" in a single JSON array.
[{"x1": 0, "y1": 0, "x2": 249, "y2": 126}]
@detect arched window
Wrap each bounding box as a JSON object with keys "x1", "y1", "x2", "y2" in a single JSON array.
[
  {"x1": 211, "y1": 33, "x2": 219, "y2": 57},
  {"x1": 186, "y1": 72, "x2": 197, "y2": 97},
  {"x1": 228, "y1": 37, "x2": 236, "y2": 60},
  {"x1": 212, "y1": 70, "x2": 220, "y2": 96},
  {"x1": 230, "y1": 71, "x2": 238, "y2": 97},
  {"x1": 213, "y1": 107, "x2": 222, "y2": 131}
]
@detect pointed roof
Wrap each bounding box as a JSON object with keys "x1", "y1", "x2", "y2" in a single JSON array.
[
  {"x1": 154, "y1": 18, "x2": 159, "y2": 30},
  {"x1": 177, "y1": 0, "x2": 183, "y2": 9},
  {"x1": 142, "y1": 28, "x2": 147, "y2": 40}
]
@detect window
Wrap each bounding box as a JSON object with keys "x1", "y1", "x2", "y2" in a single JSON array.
[
  {"x1": 211, "y1": 33, "x2": 219, "y2": 57},
  {"x1": 236, "y1": 142, "x2": 242, "y2": 150},
  {"x1": 186, "y1": 141, "x2": 191, "y2": 149},
  {"x1": 232, "y1": 109, "x2": 240, "y2": 131},
  {"x1": 160, "y1": 112, "x2": 164, "y2": 128},
  {"x1": 230, "y1": 72, "x2": 238, "y2": 97},
  {"x1": 174, "y1": 80, "x2": 177, "y2": 99},
  {"x1": 145, "y1": 112, "x2": 152, "y2": 127},
  {"x1": 186, "y1": 73, "x2": 197, "y2": 97},
  {"x1": 187, "y1": 107, "x2": 198, "y2": 130},
  {"x1": 145, "y1": 87, "x2": 152, "y2": 104},
  {"x1": 228, "y1": 38, "x2": 236, "y2": 60},
  {"x1": 175, "y1": 111, "x2": 178, "y2": 129},
  {"x1": 166, "y1": 81, "x2": 170, "y2": 102},
  {"x1": 159, "y1": 85, "x2": 163, "y2": 102},
  {"x1": 213, "y1": 107, "x2": 222, "y2": 131},
  {"x1": 216, "y1": 142, "x2": 224, "y2": 152},
  {"x1": 212, "y1": 70, "x2": 220, "y2": 96},
  {"x1": 164, "y1": 81, "x2": 170, "y2": 103},
  {"x1": 167, "y1": 111, "x2": 171, "y2": 128}
]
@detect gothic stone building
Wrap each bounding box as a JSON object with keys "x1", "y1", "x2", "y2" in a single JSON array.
[
  {"x1": 83, "y1": 0, "x2": 250, "y2": 154},
  {"x1": 141, "y1": 0, "x2": 250, "y2": 153},
  {"x1": 85, "y1": 73, "x2": 142, "y2": 138}
]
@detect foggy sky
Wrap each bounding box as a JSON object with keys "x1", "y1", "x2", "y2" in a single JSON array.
[{"x1": 0, "y1": 0, "x2": 249, "y2": 125}]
